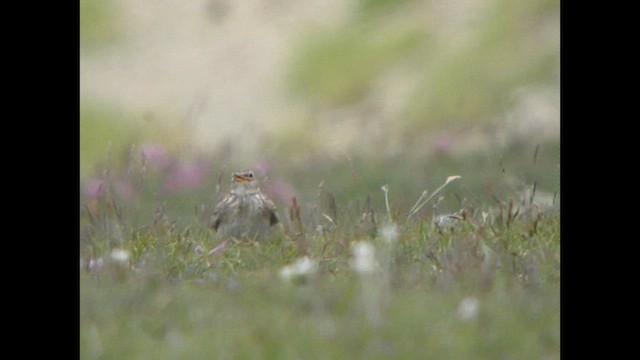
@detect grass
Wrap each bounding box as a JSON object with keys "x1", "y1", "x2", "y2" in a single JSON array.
[
  {"x1": 286, "y1": 0, "x2": 559, "y2": 132},
  {"x1": 80, "y1": 0, "x2": 121, "y2": 52},
  {"x1": 80, "y1": 162, "x2": 559, "y2": 359}
]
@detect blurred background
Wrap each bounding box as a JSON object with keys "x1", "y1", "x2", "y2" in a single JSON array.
[{"x1": 80, "y1": 0, "x2": 559, "y2": 228}]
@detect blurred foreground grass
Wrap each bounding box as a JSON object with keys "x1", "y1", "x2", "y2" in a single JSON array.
[{"x1": 81, "y1": 192, "x2": 559, "y2": 359}]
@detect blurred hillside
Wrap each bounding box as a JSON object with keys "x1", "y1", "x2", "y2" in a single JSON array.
[{"x1": 80, "y1": 0, "x2": 559, "y2": 223}]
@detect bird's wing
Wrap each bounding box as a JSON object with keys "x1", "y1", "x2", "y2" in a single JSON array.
[
  {"x1": 261, "y1": 195, "x2": 280, "y2": 226},
  {"x1": 211, "y1": 194, "x2": 235, "y2": 231}
]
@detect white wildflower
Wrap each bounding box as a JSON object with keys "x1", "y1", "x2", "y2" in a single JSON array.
[
  {"x1": 458, "y1": 296, "x2": 480, "y2": 321},
  {"x1": 279, "y1": 256, "x2": 318, "y2": 284},
  {"x1": 380, "y1": 222, "x2": 399, "y2": 244},
  {"x1": 350, "y1": 241, "x2": 378, "y2": 275},
  {"x1": 110, "y1": 249, "x2": 130, "y2": 264}
]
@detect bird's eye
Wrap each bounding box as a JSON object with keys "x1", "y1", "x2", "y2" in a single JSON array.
[{"x1": 248, "y1": 173, "x2": 253, "y2": 178}]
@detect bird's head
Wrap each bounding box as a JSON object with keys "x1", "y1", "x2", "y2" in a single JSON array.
[{"x1": 231, "y1": 170, "x2": 259, "y2": 194}]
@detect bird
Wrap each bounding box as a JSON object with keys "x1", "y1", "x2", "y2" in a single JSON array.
[{"x1": 210, "y1": 170, "x2": 280, "y2": 242}]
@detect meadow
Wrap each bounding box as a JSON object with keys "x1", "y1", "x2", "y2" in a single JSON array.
[{"x1": 80, "y1": 142, "x2": 559, "y2": 359}]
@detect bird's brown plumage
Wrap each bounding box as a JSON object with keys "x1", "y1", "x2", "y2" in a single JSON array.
[{"x1": 210, "y1": 170, "x2": 280, "y2": 240}]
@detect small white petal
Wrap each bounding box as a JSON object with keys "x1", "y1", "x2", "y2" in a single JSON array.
[
  {"x1": 458, "y1": 296, "x2": 480, "y2": 321},
  {"x1": 350, "y1": 241, "x2": 377, "y2": 274},
  {"x1": 380, "y1": 223, "x2": 399, "y2": 244},
  {"x1": 279, "y1": 256, "x2": 318, "y2": 283},
  {"x1": 297, "y1": 256, "x2": 318, "y2": 274},
  {"x1": 110, "y1": 249, "x2": 130, "y2": 263}
]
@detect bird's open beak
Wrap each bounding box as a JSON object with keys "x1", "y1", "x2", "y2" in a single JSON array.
[{"x1": 233, "y1": 174, "x2": 250, "y2": 183}]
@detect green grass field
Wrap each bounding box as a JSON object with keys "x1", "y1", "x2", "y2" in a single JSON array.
[{"x1": 80, "y1": 159, "x2": 559, "y2": 359}]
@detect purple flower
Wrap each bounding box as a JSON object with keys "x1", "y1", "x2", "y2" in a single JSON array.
[
  {"x1": 266, "y1": 180, "x2": 297, "y2": 205},
  {"x1": 85, "y1": 179, "x2": 105, "y2": 198},
  {"x1": 141, "y1": 143, "x2": 171, "y2": 170},
  {"x1": 164, "y1": 162, "x2": 209, "y2": 193},
  {"x1": 85, "y1": 257, "x2": 104, "y2": 272},
  {"x1": 84, "y1": 179, "x2": 137, "y2": 200},
  {"x1": 435, "y1": 133, "x2": 454, "y2": 154}
]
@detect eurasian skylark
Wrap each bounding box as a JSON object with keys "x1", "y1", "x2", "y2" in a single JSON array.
[{"x1": 210, "y1": 170, "x2": 280, "y2": 241}]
